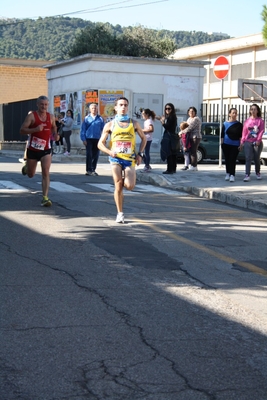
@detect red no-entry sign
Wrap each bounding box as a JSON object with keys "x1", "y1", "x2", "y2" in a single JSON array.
[{"x1": 213, "y1": 56, "x2": 230, "y2": 80}]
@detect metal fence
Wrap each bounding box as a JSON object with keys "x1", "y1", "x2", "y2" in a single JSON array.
[{"x1": 201, "y1": 103, "x2": 267, "y2": 128}]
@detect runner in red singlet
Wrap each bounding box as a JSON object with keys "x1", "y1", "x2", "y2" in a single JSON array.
[{"x1": 20, "y1": 96, "x2": 57, "y2": 207}]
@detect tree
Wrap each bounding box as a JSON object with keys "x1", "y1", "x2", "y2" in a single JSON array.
[
  {"x1": 67, "y1": 23, "x2": 176, "y2": 59},
  {"x1": 118, "y1": 25, "x2": 176, "y2": 58},
  {"x1": 262, "y1": 5, "x2": 267, "y2": 46},
  {"x1": 66, "y1": 23, "x2": 119, "y2": 58}
]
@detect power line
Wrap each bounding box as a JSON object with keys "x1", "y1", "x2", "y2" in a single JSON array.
[
  {"x1": 0, "y1": 0, "x2": 169, "y2": 25},
  {"x1": 61, "y1": 0, "x2": 169, "y2": 17}
]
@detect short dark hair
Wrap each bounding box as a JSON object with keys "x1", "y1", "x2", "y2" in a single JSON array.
[{"x1": 115, "y1": 97, "x2": 129, "y2": 106}]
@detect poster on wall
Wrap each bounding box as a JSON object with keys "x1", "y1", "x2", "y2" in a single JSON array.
[
  {"x1": 99, "y1": 90, "x2": 124, "y2": 121},
  {"x1": 81, "y1": 90, "x2": 99, "y2": 120},
  {"x1": 53, "y1": 89, "x2": 124, "y2": 127},
  {"x1": 54, "y1": 92, "x2": 82, "y2": 127},
  {"x1": 53, "y1": 94, "x2": 67, "y2": 116},
  {"x1": 65, "y1": 91, "x2": 83, "y2": 128},
  {"x1": 72, "y1": 91, "x2": 82, "y2": 128}
]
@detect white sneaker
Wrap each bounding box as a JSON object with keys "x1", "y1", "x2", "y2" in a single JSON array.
[
  {"x1": 141, "y1": 166, "x2": 149, "y2": 173},
  {"x1": 229, "y1": 175, "x2": 235, "y2": 182},
  {"x1": 116, "y1": 213, "x2": 125, "y2": 224},
  {"x1": 189, "y1": 166, "x2": 197, "y2": 171},
  {"x1": 225, "y1": 173, "x2": 230, "y2": 181},
  {"x1": 243, "y1": 175, "x2": 250, "y2": 182},
  {"x1": 256, "y1": 173, "x2": 262, "y2": 180}
]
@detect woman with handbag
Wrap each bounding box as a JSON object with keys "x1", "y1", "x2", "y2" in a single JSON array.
[{"x1": 158, "y1": 103, "x2": 177, "y2": 174}]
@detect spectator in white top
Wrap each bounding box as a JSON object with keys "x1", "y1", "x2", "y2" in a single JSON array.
[{"x1": 141, "y1": 108, "x2": 156, "y2": 172}]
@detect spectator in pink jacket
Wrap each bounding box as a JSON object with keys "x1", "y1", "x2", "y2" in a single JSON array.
[{"x1": 240, "y1": 104, "x2": 264, "y2": 182}]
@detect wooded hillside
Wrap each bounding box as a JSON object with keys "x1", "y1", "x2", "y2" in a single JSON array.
[{"x1": 0, "y1": 17, "x2": 230, "y2": 61}]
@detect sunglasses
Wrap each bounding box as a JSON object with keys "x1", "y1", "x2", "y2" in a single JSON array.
[{"x1": 165, "y1": 107, "x2": 171, "y2": 110}]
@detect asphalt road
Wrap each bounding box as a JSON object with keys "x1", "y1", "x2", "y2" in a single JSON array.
[{"x1": 1, "y1": 158, "x2": 267, "y2": 399}]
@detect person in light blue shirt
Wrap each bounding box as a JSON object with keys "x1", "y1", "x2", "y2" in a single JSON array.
[
  {"x1": 80, "y1": 103, "x2": 104, "y2": 176},
  {"x1": 221, "y1": 107, "x2": 243, "y2": 182}
]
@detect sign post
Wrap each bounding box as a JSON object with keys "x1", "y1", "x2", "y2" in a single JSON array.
[{"x1": 213, "y1": 56, "x2": 230, "y2": 167}]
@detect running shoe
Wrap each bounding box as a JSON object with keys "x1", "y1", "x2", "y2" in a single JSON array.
[
  {"x1": 225, "y1": 173, "x2": 230, "y2": 181},
  {"x1": 91, "y1": 171, "x2": 98, "y2": 176},
  {"x1": 141, "y1": 166, "x2": 150, "y2": 173},
  {"x1": 243, "y1": 175, "x2": 250, "y2": 182},
  {"x1": 116, "y1": 212, "x2": 124, "y2": 223},
  {"x1": 229, "y1": 175, "x2": 235, "y2": 182},
  {"x1": 256, "y1": 173, "x2": 262, "y2": 180},
  {"x1": 41, "y1": 197, "x2": 52, "y2": 207},
  {"x1": 21, "y1": 162, "x2": 28, "y2": 176}
]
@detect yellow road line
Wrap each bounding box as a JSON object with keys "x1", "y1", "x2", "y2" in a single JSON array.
[{"x1": 133, "y1": 218, "x2": 267, "y2": 277}]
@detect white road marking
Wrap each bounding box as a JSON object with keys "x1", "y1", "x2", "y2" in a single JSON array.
[
  {"x1": 45, "y1": 182, "x2": 87, "y2": 193},
  {"x1": 135, "y1": 184, "x2": 188, "y2": 196},
  {"x1": 0, "y1": 180, "x2": 188, "y2": 197},
  {"x1": 0, "y1": 181, "x2": 28, "y2": 192},
  {"x1": 87, "y1": 183, "x2": 142, "y2": 195},
  {"x1": 88, "y1": 183, "x2": 188, "y2": 196}
]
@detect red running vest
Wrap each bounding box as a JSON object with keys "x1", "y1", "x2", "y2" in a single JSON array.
[{"x1": 28, "y1": 111, "x2": 52, "y2": 151}]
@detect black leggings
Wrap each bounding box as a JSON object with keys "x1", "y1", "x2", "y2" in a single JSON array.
[
  {"x1": 221, "y1": 143, "x2": 239, "y2": 176},
  {"x1": 167, "y1": 154, "x2": 177, "y2": 172}
]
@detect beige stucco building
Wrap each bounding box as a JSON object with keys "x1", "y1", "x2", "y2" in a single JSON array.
[{"x1": 171, "y1": 33, "x2": 267, "y2": 118}]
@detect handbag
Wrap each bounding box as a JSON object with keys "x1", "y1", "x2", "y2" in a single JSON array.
[{"x1": 170, "y1": 133, "x2": 180, "y2": 152}]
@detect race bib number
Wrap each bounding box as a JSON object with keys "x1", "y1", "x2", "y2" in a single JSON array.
[
  {"x1": 31, "y1": 136, "x2": 46, "y2": 151},
  {"x1": 114, "y1": 141, "x2": 131, "y2": 154}
]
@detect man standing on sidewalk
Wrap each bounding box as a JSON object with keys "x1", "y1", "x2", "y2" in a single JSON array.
[
  {"x1": 80, "y1": 103, "x2": 105, "y2": 176},
  {"x1": 20, "y1": 95, "x2": 57, "y2": 207},
  {"x1": 98, "y1": 97, "x2": 147, "y2": 223}
]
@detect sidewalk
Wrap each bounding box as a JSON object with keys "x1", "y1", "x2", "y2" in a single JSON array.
[
  {"x1": 1, "y1": 149, "x2": 267, "y2": 215},
  {"x1": 136, "y1": 163, "x2": 267, "y2": 215}
]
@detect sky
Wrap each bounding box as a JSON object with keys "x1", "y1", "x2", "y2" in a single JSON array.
[{"x1": 1, "y1": 0, "x2": 265, "y2": 38}]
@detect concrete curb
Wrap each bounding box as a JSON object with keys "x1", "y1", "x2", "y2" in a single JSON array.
[{"x1": 136, "y1": 171, "x2": 267, "y2": 215}]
